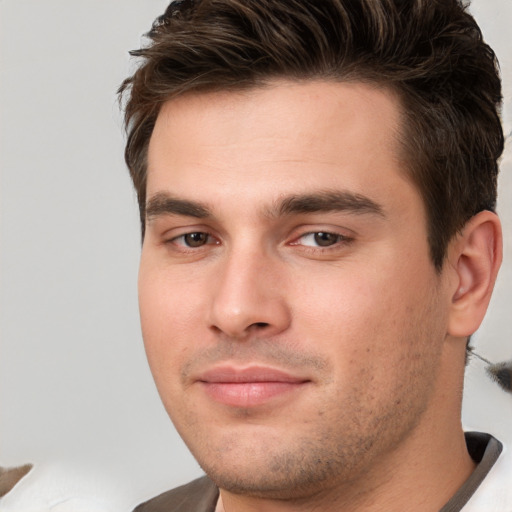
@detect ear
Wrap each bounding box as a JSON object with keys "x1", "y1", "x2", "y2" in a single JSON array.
[{"x1": 447, "y1": 210, "x2": 502, "y2": 337}]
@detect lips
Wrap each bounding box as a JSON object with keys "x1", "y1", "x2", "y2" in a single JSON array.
[{"x1": 196, "y1": 366, "x2": 310, "y2": 407}]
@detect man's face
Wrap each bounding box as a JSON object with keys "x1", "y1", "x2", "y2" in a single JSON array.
[{"x1": 139, "y1": 81, "x2": 452, "y2": 499}]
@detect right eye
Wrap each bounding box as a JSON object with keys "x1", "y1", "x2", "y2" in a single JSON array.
[{"x1": 172, "y1": 232, "x2": 214, "y2": 248}]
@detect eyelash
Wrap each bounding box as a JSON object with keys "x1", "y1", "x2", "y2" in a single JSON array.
[
  {"x1": 170, "y1": 232, "x2": 219, "y2": 249},
  {"x1": 167, "y1": 230, "x2": 352, "y2": 252},
  {"x1": 291, "y1": 231, "x2": 352, "y2": 249}
]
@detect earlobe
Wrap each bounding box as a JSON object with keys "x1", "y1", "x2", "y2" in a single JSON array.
[{"x1": 448, "y1": 211, "x2": 502, "y2": 337}]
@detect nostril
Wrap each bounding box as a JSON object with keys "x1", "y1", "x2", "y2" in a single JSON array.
[{"x1": 253, "y1": 322, "x2": 269, "y2": 328}]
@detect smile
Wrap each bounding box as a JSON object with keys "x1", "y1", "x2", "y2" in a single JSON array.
[{"x1": 196, "y1": 366, "x2": 311, "y2": 407}]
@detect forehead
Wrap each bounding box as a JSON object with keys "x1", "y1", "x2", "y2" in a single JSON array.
[
  {"x1": 150, "y1": 80, "x2": 403, "y2": 156},
  {"x1": 147, "y1": 80, "x2": 414, "y2": 214}
]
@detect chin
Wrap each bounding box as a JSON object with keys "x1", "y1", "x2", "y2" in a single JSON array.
[{"x1": 188, "y1": 429, "x2": 367, "y2": 501}]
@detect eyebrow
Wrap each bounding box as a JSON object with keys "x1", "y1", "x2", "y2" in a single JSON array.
[
  {"x1": 146, "y1": 193, "x2": 212, "y2": 221},
  {"x1": 270, "y1": 190, "x2": 385, "y2": 218},
  {"x1": 145, "y1": 190, "x2": 385, "y2": 222}
]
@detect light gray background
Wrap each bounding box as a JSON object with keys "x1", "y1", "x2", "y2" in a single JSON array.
[{"x1": 1, "y1": 0, "x2": 511, "y2": 507}]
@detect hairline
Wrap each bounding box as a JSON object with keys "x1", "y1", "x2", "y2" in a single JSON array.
[{"x1": 139, "y1": 75, "x2": 428, "y2": 233}]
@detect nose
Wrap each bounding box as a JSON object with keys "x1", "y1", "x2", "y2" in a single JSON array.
[{"x1": 208, "y1": 245, "x2": 291, "y2": 340}]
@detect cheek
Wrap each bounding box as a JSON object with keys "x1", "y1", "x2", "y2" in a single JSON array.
[
  {"x1": 293, "y1": 263, "x2": 402, "y2": 337},
  {"x1": 138, "y1": 262, "x2": 204, "y2": 387},
  {"x1": 291, "y1": 256, "x2": 440, "y2": 378}
]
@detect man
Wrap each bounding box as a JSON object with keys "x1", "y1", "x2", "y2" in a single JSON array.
[{"x1": 119, "y1": 0, "x2": 511, "y2": 510}]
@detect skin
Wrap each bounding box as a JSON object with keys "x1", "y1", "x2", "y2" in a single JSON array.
[{"x1": 139, "y1": 80, "x2": 501, "y2": 511}]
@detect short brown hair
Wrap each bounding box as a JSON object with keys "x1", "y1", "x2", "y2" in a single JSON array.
[{"x1": 119, "y1": 0, "x2": 503, "y2": 269}]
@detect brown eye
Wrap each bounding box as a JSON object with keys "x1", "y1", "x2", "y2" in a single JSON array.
[
  {"x1": 313, "y1": 232, "x2": 340, "y2": 247},
  {"x1": 183, "y1": 232, "x2": 209, "y2": 247},
  {"x1": 293, "y1": 231, "x2": 348, "y2": 248}
]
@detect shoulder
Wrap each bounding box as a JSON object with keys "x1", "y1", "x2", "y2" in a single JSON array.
[
  {"x1": 0, "y1": 463, "x2": 122, "y2": 511},
  {"x1": 463, "y1": 439, "x2": 512, "y2": 511},
  {"x1": 133, "y1": 476, "x2": 218, "y2": 512}
]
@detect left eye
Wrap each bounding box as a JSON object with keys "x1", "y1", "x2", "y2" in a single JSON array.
[{"x1": 297, "y1": 232, "x2": 346, "y2": 247}]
